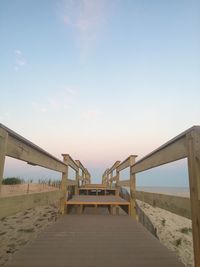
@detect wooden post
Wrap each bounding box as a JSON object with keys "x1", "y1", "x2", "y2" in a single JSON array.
[
  {"x1": 60, "y1": 154, "x2": 69, "y2": 214},
  {"x1": 59, "y1": 167, "x2": 68, "y2": 214},
  {"x1": 106, "y1": 172, "x2": 109, "y2": 187},
  {"x1": 75, "y1": 170, "x2": 79, "y2": 195},
  {"x1": 130, "y1": 156, "x2": 137, "y2": 219},
  {"x1": 110, "y1": 171, "x2": 113, "y2": 188},
  {"x1": 187, "y1": 129, "x2": 200, "y2": 267},
  {"x1": 116, "y1": 170, "x2": 120, "y2": 196},
  {"x1": 83, "y1": 170, "x2": 85, "y2": 186},
  {"x1": 0, "y1": 128, "x2": 8, "y2": 191}
]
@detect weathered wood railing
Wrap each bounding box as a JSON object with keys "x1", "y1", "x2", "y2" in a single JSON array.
[
  {"x1": 103, "y1": 126, "x2": 200, "y2": 267},
  {"x1": 102, "y1": 155, "x2": 137, "y2": 218},
  {"x1": 0, "y1": 124, "x2": 90, "y2": 213},
  {"x1": 62, "y1": 155, "x2": 91, "y2": 194}
]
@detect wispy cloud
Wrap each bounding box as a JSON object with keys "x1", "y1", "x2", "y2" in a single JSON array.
[
  {"x1": 32, "y1": 87, "x2": 76, "y2": 113},
  {"x1": 14, "y1": 49, "x2": 26, "y2": 71},
  {"x1": 82, "y1": 109, "x2": 100, "y2": 121},
  {"x1": 59, "y1": 0, "x2": 107, "y2": 58}
]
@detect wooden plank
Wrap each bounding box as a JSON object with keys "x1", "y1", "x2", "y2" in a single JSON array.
[
  {"x1": 117, "y1": 155, "x2": 137, "y2": 172},
  {"x1": 79, "y1": 187, "x2": 116, "y2": 191},
  {"x1": 66, "y1": 195, "x2": 130, "y2": 205},
  {"x1": 109, "y1": 171, "x2": 113, "y2": 185},
  {"x1": 7, "y1": 135, "x2": 66, "y2": 172},
  {"x1": 136, "y1": 191, "x2": 191, "y2": 219},
  {"x1": 6, "y1": 215, "x2": 185, "y2": 267},
  {"x1": 66, "y1": 179, "x2": 76, "y2": 186},
  {"x1": 84, "y1": 169, "x2": 91, "y2": 184},
  {"x1": 0, "y1": 128, "x2": 8, "y2": 186},
  {"x1": 59, "y1": 167, "x2": 68, "y2": 214},
  {"x1": 108, "y1": 161, "x2": 120, "y2": 173},
  {"x1": 130, "y1": 157, "x2": 136, "y2": 218},
  {"x1": 102, "y1": 169, "x2": 109, "y2": 185},
  {"x1": 0, "y1": 190, "x2": 63, "y2": 219},
  {"x1": 75, "y1": 160, "x2": 85, "y2": 172},
  {"x1": 186, "y1": 129, "x2": 200, "y2": 267},
  {"x1": 1, "y1": 123, "x2": 66, "y2": 169},
  {"x1": 117, "y1": 157, "x2": 130, "y2": 172},
  {"x1": 116, "y1": 170, "x2": 120, "y2": 186},
  {"x1": 102, "y1": 168, "x2": 109, "y2": 177},
  {"x1": 118, "y1": 180, "x2": 130, "y2": 186},
  {"x1": 82, "y1": 184, "x2": 107, "y2": 188},
  {"x1": 66, "y1": 201, "x2": 130, "y2": 205},
  {"x1": 132, "y1": 137, "x2": 187, "y2": 174},
  {"x1": 110, "y1": 175, "x2": 117, "y2": 182},
  {"x1": 62, "y1": 154, "x2": 79, "y2": 172}
]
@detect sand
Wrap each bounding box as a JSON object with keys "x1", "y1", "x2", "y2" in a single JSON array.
[
  {"x1": 0, "y1": 184, "x2": 60, "y2": 266},
  {"x1": 137, "y1": 200, "x2": 194, "y2": 267},
  {"x1": 0, "y1": 204, "x2": 60, "y2": 266}
]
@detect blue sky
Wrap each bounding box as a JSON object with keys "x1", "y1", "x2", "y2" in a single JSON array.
[{"x1": 0, "y1": 0, "x2": 199, "y2": 186}]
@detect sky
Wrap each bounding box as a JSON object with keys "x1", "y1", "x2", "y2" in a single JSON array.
[{"x1": 0, "y1": 0, "x2": 199, "y2": 186}]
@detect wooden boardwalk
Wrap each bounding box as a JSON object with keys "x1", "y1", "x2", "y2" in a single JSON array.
[{"x1": 6, "y1": 214, "x2": 184, "y2": 267}]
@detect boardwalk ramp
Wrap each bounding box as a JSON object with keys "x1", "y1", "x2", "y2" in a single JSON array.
[{"x1": 6, "y1": 214, "x2": 184, "y2": 267}]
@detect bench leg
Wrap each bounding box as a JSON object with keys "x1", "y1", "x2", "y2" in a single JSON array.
[{"x1": 65, "y1": 204, "x2": 68, "y2": 214}]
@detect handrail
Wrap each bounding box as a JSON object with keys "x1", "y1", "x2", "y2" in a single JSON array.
[
  {"x1": 0, "y1": 123, "x2": 66, "y2": 173},
  {"x1": 0, "y1": 124, "x2": 90, "y2": 213},
  {"x1": 62, "y1": 154, "x2": 79, "y2": 172},
  {"x1": 108, "y1": 161, "x2": 121, "y2": 174},
  {"x1": 132, "y1": 137, "x2": 188, "y2": 174},
  {"x1": 0, "y1": 123, "x2": 65, "y2": 164},
  {"x1": 134, "y1": 125, "x2": 198, "y2": 165},
  {"x1": 75, "y1": 160, "x2": 85, "y2": 172},
  {"x1": 75, "y1": 159, "x2": 91, "y2": 185},
  {"x1": 117, "y1": 155, "x2": 137, "y2": 172},
  {"x1": 102, "y1": 126, "x2": 200, "y2": 267},
  {"x1": 102, "y1": 155, "x2": 137, "y2": 187}
]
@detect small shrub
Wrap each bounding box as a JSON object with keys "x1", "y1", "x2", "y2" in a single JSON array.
[
  {"x1": 180, "y1": 227, "x2": 192, "y2": 234},
  {"x1": 2, "y1": 177, "x2": 23, "y2": 185},
  {"x1": 0, "y1": 231, "x2": 6, "y2": 236},
  {"x1": 18, "y1": 228, "x2": 35, "y2": 233},
  {"x1": 161, "y1": 219, "x2": 166, "y2": 226},
  {"x1": 175, "y1": 238, "x2": 182, "y2": 247}
]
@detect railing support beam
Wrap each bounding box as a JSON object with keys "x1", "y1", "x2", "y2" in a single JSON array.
[
  {"x1": 75, "y1": 170, "x2": 79, "y2": 194},
  {"x1": 59, "y1": 166, "x2": 68, "y2": 214},
  {"x1": 130, "y1": 156, "x2": 137, "y2": 219},
  {"x1": 0, "y1": 128, "x2": 8, "y2": 190},
  {"x1": 187, "y1": 129, "x2": 200, "y2": 267}
]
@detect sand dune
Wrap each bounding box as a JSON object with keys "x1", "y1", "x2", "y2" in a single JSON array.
[
  {"x1": 137, "y1": 200, "x2": 193, "y2": 267},
  {"x1": 0, "y1": 204, "x2": 60, "y2": 266}
]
